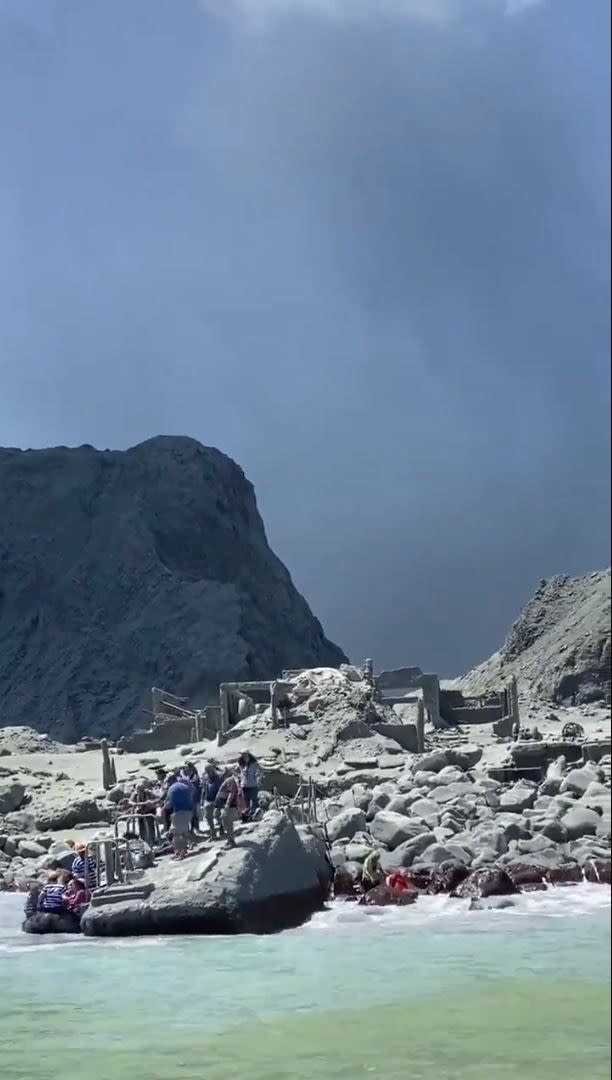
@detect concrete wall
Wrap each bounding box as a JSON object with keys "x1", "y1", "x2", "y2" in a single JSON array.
[
  {"x1": 449, "y1": 706, "x2": 503, "y2": 726},
  {"x1": 372, "y1": 722, "x2": 419, "y2": 753},
  {"x1": 376, "y1": 667, "x2": 423, "y2": 691},
  {"x1": 118, "y1": 717, "x2": 193, "y2": 753}
]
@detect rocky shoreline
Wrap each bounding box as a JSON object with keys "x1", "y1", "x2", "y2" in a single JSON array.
[{"x1": 1, "y1": 667, "x2": 610, "y2": 936}]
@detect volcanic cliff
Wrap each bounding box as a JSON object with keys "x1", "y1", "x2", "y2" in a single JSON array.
[{"x1": 0, "y1": 436, "x2": 347, "y2": 740}]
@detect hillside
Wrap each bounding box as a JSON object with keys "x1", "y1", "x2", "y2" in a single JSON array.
[
  {"x1": 0, "y1": 436, "x2": 347, "y2": 740},
  {"x1": 459, "y1": 570, "x2": 611, "y2": 705}
]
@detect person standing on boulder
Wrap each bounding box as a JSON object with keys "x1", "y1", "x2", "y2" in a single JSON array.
[
  {"x1": 238, "y1": 752, "x2": 260, "y2": 820},
  {"x1": 215, "y1": 767, "x2": 242, "y2": 849},
  {"x1": 180, "y1": 761, "x2": 202, "y2": 835},
  {"x1": 165, "y1": 776, "x2": 194, "y2": 859},
  {"x1": 202, "y1": 762, "x2": 223, "y2": 840}
]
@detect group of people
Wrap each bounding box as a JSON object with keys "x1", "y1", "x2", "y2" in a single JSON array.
[
  {"x1": 24, "y1": 840, "x2": 98, "y2": 921},
  {"x1": 128, "y1": 752, "x2": 261, "y2": 859}
]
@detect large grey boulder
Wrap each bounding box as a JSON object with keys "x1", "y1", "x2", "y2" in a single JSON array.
[
  {"x1": 416, "y1": 751, "x2": 451, "y2": 774},
  {"x1": 16, "y1": 839, "x2": 47, "y2": 859},
  {"x1": 379, "y1": 832, "x2": 435, "y2": 870},
  {"x1": 560, "y1": 766, "x2": 603, "y2": 796},
  {"x1": 326, "y1": 808, "x2": 367, "y2": 844},
  {"x1": 561, "y1": 807, "x2": 601, "y2": 840},
  {"x1": 370, "y1": 811, "x2": 424, "y2": 850},
  {"x1": 498, "y1": 781, "x2": 537, "y2": 814},
  {"x1": 34, "y1": 798, "x2": 107, "y2": 831},
  {"x1": 414, "y1": 843, "x2": 469, "y2": 867},
  {"x1": 82, "y1": 811, "x2": 326, "y2": 937},
  {"x1": 0, "y1": 781, "x2": 25, "y2": 814}
]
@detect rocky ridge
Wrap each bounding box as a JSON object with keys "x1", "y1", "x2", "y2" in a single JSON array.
[
  {"x1": 0, "y1": 437, "x2": 346, "y2": 741},
  {"x1": 458, "y1": 571, "x2": 611, "y2": 705}
]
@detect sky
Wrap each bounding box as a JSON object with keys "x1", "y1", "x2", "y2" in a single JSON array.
[{"x1": 0, "y1": 0, "x2": 609, "y2": 675}]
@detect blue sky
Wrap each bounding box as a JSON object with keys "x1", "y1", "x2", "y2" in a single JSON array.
[{"x1": 0, "y1": 0, "x2": 609, "y2": 673}]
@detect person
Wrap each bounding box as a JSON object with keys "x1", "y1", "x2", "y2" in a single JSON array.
[
  {"x1": 24, "y1": 882, "x2": 42, "y2": 919},
  {"x1": 64, "y1": 873, "x2": 90, "y2": 911},
  {"x1": 215, "y1": 768, "x2": 242, "y2": 849},
  {"x1": 181, "y1": 762, "x2": 202, "y2": 834},
  {"x1": 238, "y1": 752, "x2": 260, "y2": 820},
  {"x1": 71, "y1": 842, "x2": 99, "y2": 891},
  {"x1": 202, "y1": 762, "x2": 224, "y2": 840},
  {"x1": 37, "y1": 870, "x2": 68, "y2": 913},
  {"x1": 362, "y1": 849, "x2": 383, "y2": 890},
  {"x1": 165, "y1": 776, "x2": 194, "y2": 859},
  {"x1": 131, "y1": 781, "x2": 158, "y2": 845}
]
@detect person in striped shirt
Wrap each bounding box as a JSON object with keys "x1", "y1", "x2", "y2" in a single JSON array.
[
  {"x1": 71, "y1": 842, "x2": 99, "y2": 891},
  {"x1": 37, "y1": 870, "x2": 68, "y2": 913}
]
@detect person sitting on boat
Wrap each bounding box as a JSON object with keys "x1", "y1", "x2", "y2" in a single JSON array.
[
  {"x1": 71, "y1": 842, "x2": 99, "y2": 891},
  {"x1": 63, "y1": 873, "x2": 90, "y2": 912},
  {"x1": 37, "y1": 870, "x2": 68, "y2": 913},
  {"x1": 24, "y1": 882, "x2": 42, "y2": 918}
]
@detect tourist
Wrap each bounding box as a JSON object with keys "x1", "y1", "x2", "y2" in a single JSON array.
[
  {"x1": 23, "y1": 882, "x2": 42, "y2": 918},
  {"x1": 37, "y1": 870, "x2": 68, "y2": 913},
  {"x1": 131, "y1": 781, "x2": 158, "y2": 845},
  {"x1": 238, "y1": 751, "x2": 260, "y2": 820},
  {"x1": 181, "y1": 761, "x2": 202, "y2": 834},
  {"x1": 165, "y1": 775, "x2": 194, "y2": 859},
  {"x1": 64, "y1": 873, "x2": 90, "y2": 911},
  {"x1": 215, "y1": 767, "x2": 242, "y2": 849},
  {"x1": 362, "y1": 849, "x2": 383, "y2": 890},
  {"x1": 202, "y1": 762, "x2": 224, "y2": 840},
  {"x1": 71, "y1": 842, "x2": 99, "y2": 891}
]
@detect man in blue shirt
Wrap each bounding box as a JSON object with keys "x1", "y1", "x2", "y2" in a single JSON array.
[{"x1": 165, "y1": 778, "x2": 194, "y2": 858}]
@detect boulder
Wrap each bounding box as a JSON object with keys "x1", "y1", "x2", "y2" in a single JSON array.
[
  {"x1": 534, "y1": 819, "x2": 568, "y2": 844},
  {"x1": 469, "y1": 896, "x2": 516, "y2": 911},
  {"x1": 505, "y1": 863, "x2": 547, "y2": 889},
  {"x1": 414, "y1": 843, "x2": 468, "y2": 868},
  {"x1": 409, "y1": 798, "x2": 441, "y2": 823},
  {"x1": 296, "y1": 826, "x2": 334, "y2": 893},
  {"x1": 582, "y1": 859, "x2": 612, "y2": 885},
  {"x1": 453, "y1": 868, "x2": 518, "y2": 899},
  {"x1": 0, "y1": 781, "x2": 25, "y2": 815},
  {"x1": 16, "y1": 839, "x2": 47, "y2": 859},
  {"x1": 379, "y1": 832, "x2": 435, "y2": 870},
  {"x1": 449, "y1": 745, "x2": 482, "y2": 770},
  {"x1": 2, "y1": 810, "x2": 36, "y2": 833},
  {"x1": 326, "y1": 808, "x2": 367, "y2": 844},
  {"x1": 561, "y1": 807, "x2": 601, "y2": 840},
  {"x1": 107, "y1": 784, "x2": 127, "y2": 804},
  {"x1": 360, "y1": 884, "x2": 418, "y2": 906},
  {"x1": 498, "y1": 781, "x2": 537, "y2": 814},
  {"x1": 82, "y1": 811, "x2": 326, "y2": 937},
  {"x1": 416, "y1": 751, "x2": 451, "y2": 774},
  {"x1": 560, "y1": 766, "x2": 603, "y2": 797},
  {"x1": 370, "y1": 811, "x2": 425, "y2": 850},
  {"x1": 34, "y1": 798, "x2": 107, "y2": 832}
]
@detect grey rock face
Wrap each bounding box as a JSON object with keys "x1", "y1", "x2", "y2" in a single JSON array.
[
  {"x1": 458, "y1": 571, "x2": 611, "y2": 704},
  {"x1": 82, "y1": 811, "x2": 326, "y2": 936},
  {"x1": 561, "y1": 807, "x2": 601, "y2": 840},
  {"x1": 0, "y1": 437, "x2": 346, "y2": 740}
]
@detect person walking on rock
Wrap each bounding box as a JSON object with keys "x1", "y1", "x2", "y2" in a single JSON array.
[
  {"x1": 238, "y1": 751, "x2": 260, "y2": 820},
  {"x1": 215, "y1": 768, "x2": 242, "y2": 849},
  {"x1": 202, "y1": 762, "x2": 223, "y2": 840},
  {"x1": 165, "y1": 776, "x2": 194, "y2": 859},
  {"x1": 181, "y1": 761, "x2": 202, "y2": 835}
]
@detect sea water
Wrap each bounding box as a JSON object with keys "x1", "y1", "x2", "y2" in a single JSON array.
[{"x1": 0, "y1": 886, "x2": 609, "y2": 1080}]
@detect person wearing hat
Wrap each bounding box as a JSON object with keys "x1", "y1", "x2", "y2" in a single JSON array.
[
  {"x1": 71, "y1": 842, "x2": 99, "y2": 891},
  {"x1": 37, "y1": 870, "x2": 69, "y2": 913}
]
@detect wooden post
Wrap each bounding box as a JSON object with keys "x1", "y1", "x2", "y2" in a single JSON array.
[
  {"x1": 101, "y1": 739, "x2": 113, "y2": 790},
  {"x1": 510, "y1": 677, "x2": 520, "y2": 730},
  {"x1": 416, "y1": 699, "x2": 425, "y2": 754}
]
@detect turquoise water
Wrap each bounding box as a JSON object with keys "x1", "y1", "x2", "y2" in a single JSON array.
[{"x1": 1, "y1": 885, "x2": 610, "y2": 1080}]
